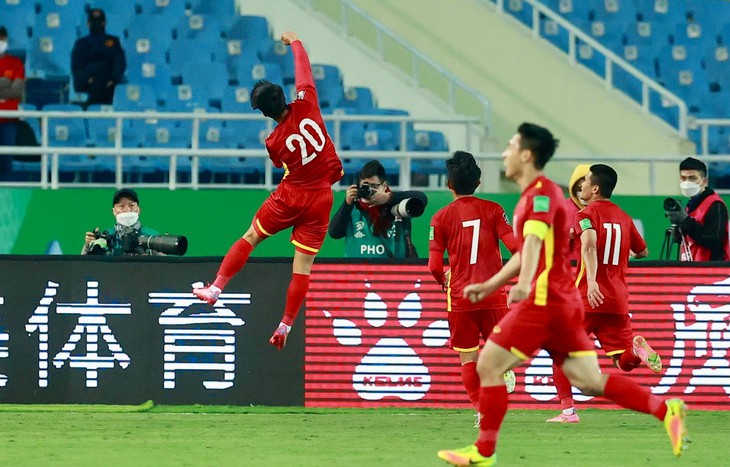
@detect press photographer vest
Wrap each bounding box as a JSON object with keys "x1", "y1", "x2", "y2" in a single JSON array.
[
  {"x1": 344, "y1": 209, "x2": 409, "y2": 259},
  {"x1": 683, "y1": 192, "x2": 730, "y2": 261}
]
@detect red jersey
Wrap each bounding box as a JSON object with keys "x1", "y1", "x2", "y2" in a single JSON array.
[
  {"x1": 0, "y1": 53, "x2": 25, "y2": 122},
  {"x1": 264, "y1": 41, "x2": 342, "y2": 189},
  {"x1": 574, "y1": 199, "x2": 646, "y2": 314},
  {"x1": 429, "y1": 196, "x2": 518, "y2": 312},
  {"x1": 512, "y1": 175, "x2": 578, "y2": 306}
]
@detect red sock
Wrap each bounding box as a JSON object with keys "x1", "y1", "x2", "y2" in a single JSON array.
[
  {"x1": 552, "y1": 363, "x2": 575, "y2": 410},
  {"x1": 475, "y1": 385, "x2": 508, "y2": 458},
  {"x1": 603, "y1": 374, "x2": 667, "y2": 421},
  {"x1": 617, "y1": 348, "x2": 641, "y2": 372},
  {"x1": 212, "y1": 238, "x2": 254, "y2": 290},
  {"x1": 461, "y1": 361, "x2": 480, "y2": 409},
  {"x1": 281, "y1": 273, "x2": 310, "y2": 326}
]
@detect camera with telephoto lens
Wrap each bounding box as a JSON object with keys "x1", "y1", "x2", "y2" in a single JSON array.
[
  {"x1": 663, "y1": 197, "x2": 682, "y2": 224},
  {"x1": 391, "y1": 197, "x2": 426, "y2": 219},
  {"x1": 358, "y1": 183, "x2": 375, "y2": 200},
  {"x1": 88, "y1": 228, "x2": 188, "y2": 256}
]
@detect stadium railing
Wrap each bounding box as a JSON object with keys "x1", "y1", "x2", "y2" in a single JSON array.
[{"x1": 0, "y1": 109, "x2": 479, "y2": 191}]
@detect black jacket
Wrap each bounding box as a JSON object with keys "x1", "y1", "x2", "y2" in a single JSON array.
[
  {"x1": 680, "y1": 188, "x2": 729, "y2": 261},
  {"x1": 71, "y1": 33, "x2": 126, "y2": 104}
]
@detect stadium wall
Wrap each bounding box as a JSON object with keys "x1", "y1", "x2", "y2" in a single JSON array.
[
  {"x1": 1, "y1": 258, "x2": 727, "y2": 409},
  {"x1": 4, "y1": 189, "x2": 729, "y2": 259}
]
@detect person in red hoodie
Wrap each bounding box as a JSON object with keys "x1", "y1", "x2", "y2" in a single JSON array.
[{"x1": 0, "y1": 25, "x2": 25, "y2": 153}]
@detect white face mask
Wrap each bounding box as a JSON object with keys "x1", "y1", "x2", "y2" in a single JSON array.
[
  {"x1": 679, "y1": 180, "x2": 701, "y2": 198},
  {"x1": 116, "y1": 211, "x2": 139, "y2": 227},
  {"x1": 0, "y1": 41, "x2": 7, "y2": 55}
]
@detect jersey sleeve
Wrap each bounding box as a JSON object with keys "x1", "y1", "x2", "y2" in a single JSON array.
[
  {"x1": 428, "y1": 213, "x2": 446, "y2": 285},
  {"x1": 291, "y1": 40, "x2": 318, "y2": 105},
  {"x1": 575, "y1": 209, "x2": 595, "y2": 235},
  {"x1": 495, "y1": 205, "x2": 518, "y2": 253},
  {"x1": 522, "y1": 189, "x2": 556, "y2": 237},
  {"x1": 628, "y1": 219, "x2": 647, "y2": 253}
]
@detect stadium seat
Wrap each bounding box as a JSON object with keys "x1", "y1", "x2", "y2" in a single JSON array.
[
  {"x1": 125, "y1": 61, "x2": 174, "y2": 104},
  {"x1": 136, "y1": 120, "x2": 192, "y2": 182},
  {"x1": 225, "y1": 16, "x2": 272, "y2": 59},
  {"x1": 3, "y1": 19, "x2": 31, "y2": 59},
  {"x1": 226, "y1": 120, "x2": 269, "y2": 150},
  {"x1": 125, "y1": 22, "x2": 172, "y2": 70},
  {"x1": 162, "y1": 84, "x2": 209, "y2": 112},
  {"x1": 704, "y1": 46, "x2": 730, "y2": 91},
  {"x1": 637, "y1": 0, "x2": 688, "y2": 24},
  {"x1": 168, "y1": 38, "x2": 215, "y2": 72},
  {"x1": 340, "y1": 87, "x2": 375, "y2": 111},
  {"x1": 504, "y1": 0, "x2": 534, "y2": 27},
  {"x1": 593, "y1": 0, "x2": 638, "y2": 24},
  {"x1": 221, "y1": 86, "x2": 256, "y2": 114},
  {"x1": 213, "y1": 38, "x2": 259, "y2": 83},
  {"x1": 197, "y1": 122, "x2": 265, "y2": 183},
  {"x1": 311, "y1": 64, "x2": 344, "y2": 108},
  {"x1": 138, "y1": 0, "x2": 186, "y2": 18},
  {"x1": 189, "y1": 0, "x2": 237, "y2": 27},
  {"x1": 248, "y1": 62, "x2": 284, "y2": 89},
  {"x1": 365, "y1": 108, "x2": 411, "y2": 150},
  {"x1": 27, "y1": 32, "x2": 75, "y2": 77},
  {"x1": 541, "y1": 17, "x2": 570, "y2": 53},
  {"x1": 88, "y1": 0, "x2": 138, "y2": 25},
  {"x1": 113, "y1": 84, "x2": 157, "y2": 111},
  {"x1": 44, "y1": 103, "x2": 101, "y2": 178},
  {"x1": 262, "y1": 40, "x2": 295, "y2": 85},
  {"x1": 175, "y1": 14, "x2": 222, "y2": 43},
  {"x1": 181, "y1": 61, "x2": 229, "y2": 105},
  {"x1": 33, "y1": 8, "x2": 81, "y2": 39}
]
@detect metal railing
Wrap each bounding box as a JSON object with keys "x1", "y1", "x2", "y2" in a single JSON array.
[
  {"x1": 0, "y1": 109, "x2": 478, "y2": 190},
  {"x1": 488, "y1": 0, "x2": 690, "y2": 139},
  {"x1": 298, "y1": 0, "x2": 493, "y2": 131}
]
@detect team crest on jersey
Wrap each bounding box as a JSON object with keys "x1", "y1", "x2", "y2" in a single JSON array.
[{"x1": 533, "y1": 196, "x2": 550, "y2": 213}]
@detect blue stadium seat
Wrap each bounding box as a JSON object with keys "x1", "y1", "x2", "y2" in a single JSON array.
[
  {"x1": 125, "y1": 60, "x2": 174, "y2": 105},
  {"x1": 544, "y1": 0, "x2": 593, "y2": 22},
  {"x1": 408, "y1": 130, "x2": 449, "y2": 178},
  {"x1": 613, "y1": 45, "x2": 657, "y2": 103},
  {"x1": 504, "y1": 0, "x2": 534, "y2": 27},
  {"x1": 541, "y1": 17, "x2": 570, "y2": 52},
  {"x1": 625, "y1": 19, "x2": 673, "y2": 46},
  {"x1": 125, "y1": 22, "x2": 172, "y2": 69},
  {"x1": 340, "y1": 87, "x2": 375, "y2": 111},
  {"x1": 705, "y1": 46, "x2": 730, "y2": 91},
  {"x1": 213, "y1": 38, "x2": 259, "y2": 83},
  {"x1": 198, "y1": 122, "x2": 265, "y2": 183},
  {"x1": 88, "y1": 0, "x2": 138, "y2": 25},
  {"x1": 3, "y1": 19, "x2": 31, "y2": 58},
  {"x1": 262, "y1": 40, "x2": 295, "y2": 85},
  {"x1": 168, "y1": 38, "x2": 215, "y2": 72},
  {"x1": 44, "y1": 103, "x2": 101, "y2": 176},
  {"x1": 181, "y1": 61, "x2": 229, "y2": 105},
  {"x1": 311, "y1": 64, "x2": 344, "y2": 108},
  {"x1": 162, "y1": 84, "x2": 209, "y2": 112},
  {"x1": 593, "y1": 0, "x2": 638, "y2": 23},
  {"x1": 189, "y1": 0, "x2": 237, "y2": 27},
  {"x1": 221, "y1": 86, "x2": 256, "y2": 114},
  {"x1": 225, "y1": 16, "x2": 271, "y2": 59},
  {"x1": 226, "y1": 120, "x2": 269, "y2": 150},
  {"x1": 136, "y1": 120, "x2": 192, "y2": 181},
  {"x1": 27, "y1": 32, "x2": 75, "y2": 77},
  {"x1": 176, "y1": 14, "x2": 222, "y2": 43},
  {"x1": 365, "y1": 108, "x2": 411, "y2": 150},
  {"x1": 138, "y1": 0, "x2": 186, "y2": 18},
  {"x1": 637, "y1": 0, "x2": 688, "y2": 24},
  {"x1": 0, "y1": 0, "x2": 36, "y2": 30},
  {"x1": 33, "y1": 8, "x2": 81, "y2": 39},
  {"x1": 248, "y1": 62, "x2": 284, "y2": 89}
]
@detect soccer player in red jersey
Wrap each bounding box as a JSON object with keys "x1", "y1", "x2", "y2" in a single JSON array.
[
  {"x1": 547, "y1": 164, "x2": 662, "y2": 423},
  {"x1": 437, "y1": 123, "x2": 688, "y2": 466},
  {"x1": 193, "y1": 31, "x2": 343, "y2": 350},
  {"x1": 428, "y1": 151, "x2": 518, "y2": 424}
]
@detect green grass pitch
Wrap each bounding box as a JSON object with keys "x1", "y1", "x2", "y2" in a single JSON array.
[{"x1": 0, "y1": 404, "x2": 726, "y2": 466}]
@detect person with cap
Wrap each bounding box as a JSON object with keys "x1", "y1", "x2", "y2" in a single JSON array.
[
  {"x1": 566, "y1": 164, "x2": 590, "y2": 265},
  {"x1": 82, "y1": 188, "x2": 161, "y2": 256},
  {"x1": 665, "y1": 157, "x2": 729, "y2": 261},
  {"x1": 71, "y1": 9, "x2": 126, "y2": 107},
  {"x1": 0, "y1": 25, "x2": 25, "y2": 152}
]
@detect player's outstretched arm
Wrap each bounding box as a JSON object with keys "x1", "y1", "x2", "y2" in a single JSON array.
[{"x1": 281, "y1": 31, "x2": 299, "y2": 45}]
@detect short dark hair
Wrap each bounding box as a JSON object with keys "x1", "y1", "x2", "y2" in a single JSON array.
[
  {"x1": 517, "y1": 123, "x2": 559, "y2": 169},
  {"x1": 250, "y1": 80, "x2": 286, "y2": 119},
  {"x1": 359, "y1": 160, "x2": 386, "y2": 182},
  {"x1": 0, "y1": 26, "x2": 7, "y2": 38},
  {"x1": 589, "y1": 164, "x2": 618, "y2": 199},
  {"x1": 446, "y1": 150, "x2": 481, "y2": 195},
  {"x1": 679, "y1": 157, "x2": 707, "y2": 177}
]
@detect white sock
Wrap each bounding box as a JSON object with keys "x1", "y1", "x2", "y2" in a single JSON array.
[
  {"x1": 562, "y1": 408, "x2": 575, "y2": 415},
  {"x1": 279, "y1": 322, "x2": 292, "y2": 333},
  {"x1": 209, "y1": 285, "x2": 221, "y2": 293}
]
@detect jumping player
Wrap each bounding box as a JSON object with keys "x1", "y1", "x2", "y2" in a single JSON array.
[
  {"x1": 428, "y1": 151, "x2": 519, "y2": 426},
  {"x1": 193, "y1": 31, "x2": 343, "y2": 350},
  {"x1": 437, "y1": 123, "x2": 688, "y2": 466}
]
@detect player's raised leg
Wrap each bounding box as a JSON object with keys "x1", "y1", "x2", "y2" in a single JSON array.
[
  {"x1": 632, "y1": 335, "x2": 662, "y2": 373},
  {"x1": 194, "y1": 225, "x2": 264, "y2": 305},
  {"x1": 562, "y1": 353, "x2": 688, "y2": 457}
]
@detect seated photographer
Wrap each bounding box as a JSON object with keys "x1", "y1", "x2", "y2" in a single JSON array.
[
  {"x1": 329, "y1": 160, "x2": 428, "y2": 258},
  {"x1": 82, "y1": 188, "x2": 163, "y2": 256},
  {"x1": 665, "y1": 157, "x2": 729, "y2": 261}
]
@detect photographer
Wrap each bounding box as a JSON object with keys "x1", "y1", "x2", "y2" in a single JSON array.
[
  {"x1": 82, "y1": 188, "x2": 164, "y2": 256},
  {"x1": 664, "y1": 157, "x2": 729, "y2": 261},
  {"x1": 329, "y1": 160, "x2": 428, "y2": 258}
]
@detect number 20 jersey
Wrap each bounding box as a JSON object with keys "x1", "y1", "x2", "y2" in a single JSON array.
[
  {"x1": 574, "y1": 200, "x2": 646, "y2": 314},
  {"x1": 264, "y1": 41, "x2": 343, "y2": 190}
]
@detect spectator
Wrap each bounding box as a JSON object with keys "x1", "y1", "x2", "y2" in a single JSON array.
[
  {"x1": 0, "y1": 25, "x2": 25, "y2": 173},
  {"x1": 71, "y1": 9, "x2": 126, "y2": 107},
  {"x1": 82, "y1": 188, "x2": 162, "y2": 256},
  {"x1": 665, "y1": 157, "x2": 730, "y2": 261},
  {"x1": 329, "y1": 160, "x2": 428, "y2": 258}
]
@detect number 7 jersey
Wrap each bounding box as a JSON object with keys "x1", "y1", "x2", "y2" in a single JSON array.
[
  {"x1": 574, "y1": 199, "x2": 647, "y2": 314},
  {"x1": 264, "y1": 40, "x2": 343, "y2": 189}
]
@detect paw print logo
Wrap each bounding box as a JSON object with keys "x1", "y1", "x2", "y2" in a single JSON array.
[{"x1": 324, "y1": 280, "x2": 449, "y2": 401}]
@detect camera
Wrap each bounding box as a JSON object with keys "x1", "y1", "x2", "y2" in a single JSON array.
[
  {"x1": 664, "y1": 197, "x2": 682, "y2": 213},
  {"x1": 88, "y1": 228, "x2": 188, "y2": 256},
  {"x1": 391, "y1": 197, "x2": 426, "y2": 219},
  {"x1": 358, "y1": 183, "x2": 375, "y2": 200}
]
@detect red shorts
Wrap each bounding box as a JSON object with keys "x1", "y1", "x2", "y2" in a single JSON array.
[
  {"x1": 583, "y1": 312, "x2": 633, "y2": 356},
  {"x1": 448, "y1": 305, "x2": 509, "y2": 352},
  {"x1": 489, "y1": 299, "x2": 595, "y2": 366},
  {"x1": 253, "y1": 183, "x2": 333, "y2": 254}
]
